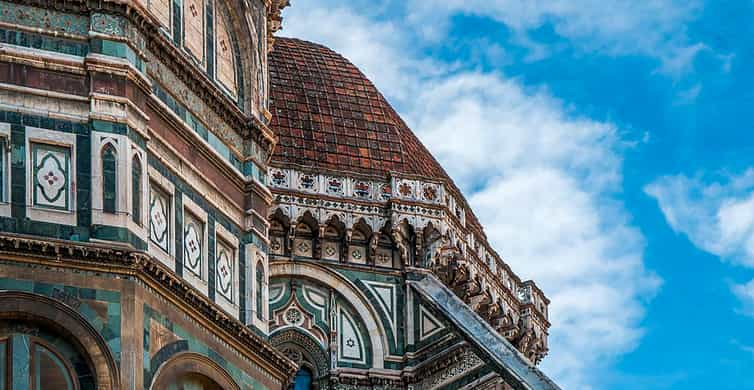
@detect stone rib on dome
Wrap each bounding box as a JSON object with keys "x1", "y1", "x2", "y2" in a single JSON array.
[{"x1": 269, "y1": 37, "x2": 487, "y2": 235}]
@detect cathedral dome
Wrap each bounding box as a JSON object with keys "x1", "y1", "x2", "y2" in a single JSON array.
[
  {"x1": 268, "y1": 37, "x2": 487, "y2": 234},
  {"x1": 268, "y1": 37, "x2": 449, "y2": 180},
  {"x1": 269, "y1": 38, "x2": 484, "y2": 236}
]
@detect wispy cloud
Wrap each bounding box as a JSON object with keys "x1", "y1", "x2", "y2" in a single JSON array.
[
  {"x1": 645, "y1": 170, "x2": 754, "y2": 267},
  {"x1": 281, "y1": 2, "x2": 659, "y2": 388},
  {"x1": 732, "y1": 279, "x2": 754, "y2": 317},
  {"x1": 407, "y1": 0, "x2": 704, "y2": 75},
  {"x1": 646, "y1": 170, "x2": 754, "y2": 318}
]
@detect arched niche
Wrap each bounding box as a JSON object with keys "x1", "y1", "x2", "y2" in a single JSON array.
[
  {"x1": 149, "y1": 352, "x2": 239, "y2": 390},
  {"x1": 270, "y1": 262, "x2": 388, "y2": 369},
  {"x1": 0, "y1": 291, "x2": 120, "y2": 390},
  {"x1": 270, "y1": 328, "x2": 328, "y2": 389},
  {"x1": 321, "y1": 215, "x2": 345, "y2": 262},
  {"x1": 269, "y1": 208, "x2": 291, "y2": 256}
]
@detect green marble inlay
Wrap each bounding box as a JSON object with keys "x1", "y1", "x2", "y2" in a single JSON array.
[
  {"x1": 0, "y1": 137, "x2": 5, "y2": 204},
  {"x1": 143, "y1": 305, "x2": 269, "y2": 390},
  {"x1": 90, "y1": 12, "x2": 127, "y2": 37},
  {"x1": 152, "y1": 84, "x2": 243, "y2": 173},
  {"x1": 0, "y1": 2, "x2": 88, "y2": 35},
  {"x1": 102, "y1": 145, "x2": 117, "y2": 214},
  {"x1": 91, "y1": 224, "x2": 148, "y2": 249},
  {"x1": 11, "y1": 335, "x2": 29, "y2": 390},
  {"x1": 243, "y1": 160, "x2": 267, "y2": 185},
  {"x1": 0, "y1": 278, "x2": 122, "y2": 363},
  {"x1": 0, "y1": 28, "x2": 88, "y2": 56},
  {"x1": 91, "y1": 39, "x2": 146, "y2": 73}
]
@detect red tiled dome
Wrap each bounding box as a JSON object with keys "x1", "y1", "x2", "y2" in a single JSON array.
[
  {"x1": 268, "y1": 37, "x2": 449, "y2": 179},
  {"x1": 268, "y1": 37, "x2": 486, "y2": 235}
]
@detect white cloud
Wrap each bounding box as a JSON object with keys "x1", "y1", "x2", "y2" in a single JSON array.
[
  {"x1": 645, "y1": 170, "x2": 754, "y2": 267},
  {"x1": 732, "y1": 280, "x2": 754, "y2": 317},
  {"x1": 645, "y1": 171, "x2": 754, "y2": 320},
  {"x1": 281, "y1": 3, "x2": 659, "y2": 388},
  {"x1": 407, "y1": 0, "x2": 703, "y2": 74}
]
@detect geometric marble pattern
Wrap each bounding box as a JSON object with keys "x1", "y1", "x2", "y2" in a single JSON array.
[
  {"x1": 363, "y1": 281, "x2": 397, "y2": 344},
  {"x1": 150, "y1": 186, "x2": 170, "y2": 253},
  {"x1": 216, "y1": 239, "x2": 234, "y2": 301},
  {"x1": 419, "y1": 305, "x2": 444, "y2": 342},
  {"x1": 338, "y1": 306, "x2": 365, "y2": 364},
  {"x1": 348, "y1": 245, "x2": 365, "y2": 264},
  {"x1": 32, "y1": 143, "x2": 70, "y2": 210},
  {"x1": 183, "y1": 212, "x2": 203, "y2": 277}
]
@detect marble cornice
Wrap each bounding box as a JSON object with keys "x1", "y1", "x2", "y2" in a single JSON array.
[{"x1": 0, "y1": 232, "x2": 299, "y2": 382}]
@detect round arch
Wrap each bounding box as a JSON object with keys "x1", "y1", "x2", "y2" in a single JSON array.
[
  {"x1": 270, "y1": 328, "x2": 329, "y2": 381},
  {"x1": 149, "y1": 352, "x2": 240, "y2": 390},
  {"x1": 270, "y1": 261, "x2": 388, "y2": 368},
  {"x1": 0, "y1": 291, "x2": 120, "y2": 389}
]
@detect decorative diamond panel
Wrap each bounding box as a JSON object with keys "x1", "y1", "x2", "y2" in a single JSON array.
[
  {"x1": 293, "y1": 238, "x2": 312, "y2": 257},
  {"x1": 32, "y1": 143, "x2": 70, "y2": 210},
  {"x1": 216, "y1": 239, "x2": 234, "y2": 301},
  {"x1": 322, "y1": 241, "x2": 339, "y2": 261},
  {"x1": 215, "y1": 11, "x2": 237, "y2": 96},
  {"x1": 183, "y1": 212, "x2": 203, "y2": 277},
  {"x1": 149, "y1": 186, "x2": 170, "y2": 253},
  {"x1": 183, "y1": 0, "x2": 205, "y2": 63}
]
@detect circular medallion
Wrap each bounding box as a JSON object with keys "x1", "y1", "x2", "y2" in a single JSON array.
[{"x1": 284, "y1": 307, "x2": 303, "y2": 325}]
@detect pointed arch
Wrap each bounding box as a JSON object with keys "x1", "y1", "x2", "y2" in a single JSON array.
[
  {"x1": 101, "y1": 143, "x2": 118, "y2": 214},
  {"x1": 131, "y1": 153, "x2": 143, "y2": 226},
  {"x1": 270, "y1": 261, "x2": 389, "y2": 368},
  {"x1": 256, "y1": 260, "x2": 265, "y2": 321}
]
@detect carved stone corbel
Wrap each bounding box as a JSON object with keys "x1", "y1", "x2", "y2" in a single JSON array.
[
  {"x1": 368, "y1": 232, "x2": 380, "y2": 265},
  {"x1": 342, "y1": 228, "x2": 353, "y2": 263},
  {"x1": 315, "y1": 224, "x2": 327, "y2": 259},
  {"x1": 391, "y1": 229, "x2": 409, "y2": 267}
]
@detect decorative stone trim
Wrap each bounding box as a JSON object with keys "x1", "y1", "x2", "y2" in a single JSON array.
[
  {"x1": 269, "y1": 166, "x2": 551, "y2": 326},
  {"x1": 0, "y1": 122, "x2": 9, "y2": 217},
  {"x1": 148, "y1": 165, "x2": 176, "y2": 269},
  {"x1": 182, "y1": 193, "x2": 209, "y2": 296},
  {"x1": 0, "y1": 232, "x2": 298, "y2": 381},
  {"x1": 25, "y1": 126, "x2": 77, "y2": 226},
  {"x1": 215, "y1": 220, "x2": 240, "y2": 317}
]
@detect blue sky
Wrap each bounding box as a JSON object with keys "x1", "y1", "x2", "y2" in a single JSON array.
[{"x1": 279, "y1": 1, "x2": 752, "y2": 388}]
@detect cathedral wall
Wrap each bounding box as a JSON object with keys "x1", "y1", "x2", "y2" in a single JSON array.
[
  {"x1": 0, "y1": 0, "x2": 297, "y2": 387},
  {"x1": 0, "y1": 245, "x2": 292, "y2": 389}
]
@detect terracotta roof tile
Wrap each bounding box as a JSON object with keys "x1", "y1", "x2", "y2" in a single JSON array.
[{"x1": 269, "y1": 37, "x2": 447, "y2": 179}]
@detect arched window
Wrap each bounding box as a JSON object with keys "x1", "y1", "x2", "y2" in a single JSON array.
[
  {"x1": 256, "y1": 261, "x2": 264, "y2": 321},
  {"x1": 102, "y1": 144, "x2": 117, "y2": 214},
  {"x1": 132, "y1": 155, "x2": 142, "y2": 225},
  {"x1": 0, "y1": 330, "x2": 93, "y2": 390}
]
